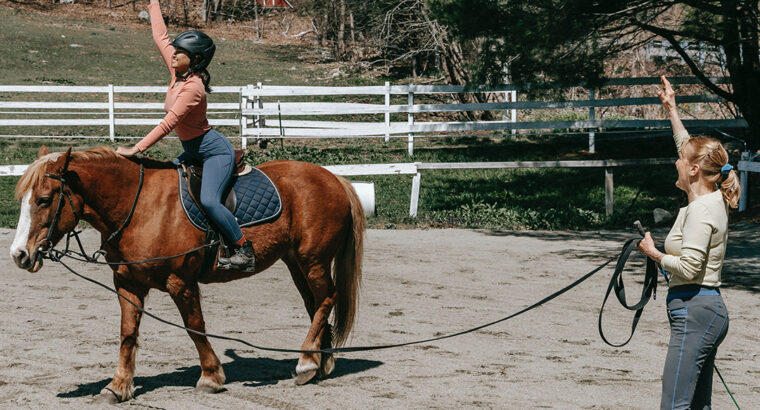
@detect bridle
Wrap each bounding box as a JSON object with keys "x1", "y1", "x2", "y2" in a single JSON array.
[
  {"x1": 40, "y1": 163, "x2": 145, "y2": 261},
  {"x1": 39, "y1": 172, "x2": 81, "y2": 255}
]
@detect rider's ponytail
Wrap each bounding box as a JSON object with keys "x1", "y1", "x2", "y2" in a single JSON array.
[{"x1": 196, "y1": 68, "x2": 211, "y2": 93}]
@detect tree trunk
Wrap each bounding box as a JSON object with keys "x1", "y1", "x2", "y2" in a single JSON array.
[
  {"x1": 183, "y1": 0, "x2": 189, "y2": 26},
  {"x1": 421, "y1": 7, "x2": 494, "y2": 121},
  {"x1": 254, "y1": 1, "x2": 260, "y2": 39},
  {"x1": 719, "y1": 0, "x2": 760, "y2": 149},
  {"x1": 338, "y1": 0, "x2": 346, "y2": 57}
]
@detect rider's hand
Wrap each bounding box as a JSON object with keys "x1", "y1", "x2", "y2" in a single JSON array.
[
  {"x1": 657, "y1": 75, "x2": 677, "y2": 113},
  {"x1": 116, "y1": 146, "x2": 141, "y2": 157}
]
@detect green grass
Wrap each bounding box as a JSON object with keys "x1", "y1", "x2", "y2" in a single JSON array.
[
  {"x1": 242, "y1": 135, "x2": 684, "y2": 230},
  {"x1": 0, "y1": 134, "x2": 685, "y2": 230}
]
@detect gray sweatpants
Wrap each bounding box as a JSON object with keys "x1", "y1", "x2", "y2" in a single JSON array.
[{"x1": 661, "y1": 287, "x2": 729, "y2": 410}]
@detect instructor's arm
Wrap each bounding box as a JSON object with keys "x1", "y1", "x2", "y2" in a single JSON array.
[{"x1": 658, "y1": 75, "x2": 689, "y2": 153}]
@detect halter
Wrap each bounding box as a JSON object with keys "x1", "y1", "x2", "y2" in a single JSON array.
[{"x1": 41, "y1": 163, "x2": 145, "y2": 261}]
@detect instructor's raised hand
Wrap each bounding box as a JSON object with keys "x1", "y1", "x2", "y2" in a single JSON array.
[{"x1": 658, "y1": 75, "x2": 677, "y2": 112}]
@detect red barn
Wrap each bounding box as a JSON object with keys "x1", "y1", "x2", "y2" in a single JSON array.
[{"x1": 256, "y1": 0, "x2": 293, "y2": 8}]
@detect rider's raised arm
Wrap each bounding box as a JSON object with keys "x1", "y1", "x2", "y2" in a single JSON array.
[{"x1": 148, "y1": 1, "x2": 174, "y2": 74}]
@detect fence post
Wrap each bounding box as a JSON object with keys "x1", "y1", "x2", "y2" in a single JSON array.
[
  {"x1": 739, "y1": 150, "x2": 749, "y2": 212},
  {"x1": 511, "y1": 90, "x2": 517, "y2": 135},
  {"x1": 384, "y1": 81, "x2": 390, "y2": 142},
  {"x1": 502, "y1": 90, "x2": 509, "y2": 130},
  {"x1": 256, "y1": 82, "x2": 263, "y2": 147},
  {"x1": 503, "y1": 90, "x2": 517, "y2": 136},
  {"x1": 605, "y1": 166, "x2": 613, "y2": 216},
  {"x1": 108, "y1": 84, "x2": 115, "y2": 141},
  {"x1": 240, "y1": 85, "x2": 251, "y2": 149},
  {"x1": 408, "y1": 84, "x2": 415, "y2": 156},
  {"x1": 588, "y1": 88, "x2": 595, "y2": 153},
  {"x1": 410, "y1": 165, "x2": 421, "y2": 217}
]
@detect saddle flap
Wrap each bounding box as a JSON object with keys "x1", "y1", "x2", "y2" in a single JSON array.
[{"x1": 234, "y1": 149, "x2": 245, "y2": 170}]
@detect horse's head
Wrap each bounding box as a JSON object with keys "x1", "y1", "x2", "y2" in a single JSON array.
[{"x1": 10, "y1": 146, "x2": 84, "y2": 272}]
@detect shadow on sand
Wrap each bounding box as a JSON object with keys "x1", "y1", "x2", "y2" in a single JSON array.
[
  {"x1": 58, "y1": 348, "x2": 383, "y2": 399},
  {"x1": 477, "y1": 223, "x2": 760, "y2": 293}
]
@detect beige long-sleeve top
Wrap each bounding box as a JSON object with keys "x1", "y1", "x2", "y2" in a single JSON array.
[{"x1": 661, "y1": 130, "x2": 729, "y2": 287}]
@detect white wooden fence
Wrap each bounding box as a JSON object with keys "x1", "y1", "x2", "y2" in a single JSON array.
[
  {"x1": 4, "y1": 154, "x2": 757, "y2": 215},
  {"x1": 2, "y1": 158, "x2": 677, "y2": 217},
  {"x1": 0, "y1": 77, "x2": 747, "y2": 156}
]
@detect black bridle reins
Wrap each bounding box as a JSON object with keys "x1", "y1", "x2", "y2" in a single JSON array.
[
  {"x1": 39, "y1": 165, "x2": 658, "y2": 354},
  {"x1": 41, "y1": 163, "x2": 220, "y2": 265},
  {"x1": 38, "y1": 166, "x2": 632, "y2": 354},
  {"x1": 106, "y1": 164, "x2": 145, "y2": 243}
]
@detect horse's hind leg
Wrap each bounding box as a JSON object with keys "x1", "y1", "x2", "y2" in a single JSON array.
[
  {"x1": 166, "y1": 274, "x2": 225, "y2": 393},
  {"x1": 98, "y1": 275, "x2": 148, "y2": 403},
  {"x1": 283, "y1": 256, "x2": 335, "y2": 380},
  {"x1": 289, "y1": 259, "x2": 337, "y2": 385}
]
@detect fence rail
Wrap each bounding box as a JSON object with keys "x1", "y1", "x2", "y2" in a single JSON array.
[
  {"x1": 4, "y1": 154, "x2": 756, "y2": 215},
  {"x1": 2, "y1": 158, "x2": 678, "y2": 217},
  {"x1": 0, "y1": 77, "x2": 744, "y2": 155}
]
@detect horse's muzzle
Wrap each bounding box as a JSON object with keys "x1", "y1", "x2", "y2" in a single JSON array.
[{"x1": 12, "y1": 248, "x2": 43, "y2": 272}]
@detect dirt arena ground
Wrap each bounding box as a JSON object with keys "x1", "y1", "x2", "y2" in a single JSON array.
[{"x1": 1, "y1": 226, "x2": 758, "y2": 409}]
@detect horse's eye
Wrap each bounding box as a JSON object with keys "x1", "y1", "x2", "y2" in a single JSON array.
[{"x1": 36, "y1": 197, "x2": 51, "y2": 207}]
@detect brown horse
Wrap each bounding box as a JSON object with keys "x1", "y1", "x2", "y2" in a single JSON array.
[{"x1": 10, "y1": 146, "x2": 364, "y2": 402}]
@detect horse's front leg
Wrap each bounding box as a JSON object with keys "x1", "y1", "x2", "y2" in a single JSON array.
[
  {"x1": 98, "y1": 274, "x2": 148, "y2": 403},
  {"x1": 166, "y1": 274, "x2": 225, "y2": 392}
]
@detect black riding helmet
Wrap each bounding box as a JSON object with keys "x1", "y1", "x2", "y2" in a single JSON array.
[{"x1": 171, "y1": 30, "x2": 216, "y2": 72}]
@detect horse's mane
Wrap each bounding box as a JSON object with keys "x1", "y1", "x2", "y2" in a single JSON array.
[{"x1": 15, "y1": 146, "x2": 174, "y2": 200}]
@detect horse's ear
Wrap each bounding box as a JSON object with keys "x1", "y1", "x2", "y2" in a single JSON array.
[
  {"x1": 52, "y1": 147, "x2": 73, "y2": 175},
  {"x1": 37, "y1": 145, "x2": 50, "y2": 158}
]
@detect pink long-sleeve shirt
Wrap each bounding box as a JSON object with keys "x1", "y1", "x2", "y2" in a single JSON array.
[{"x1": 135, "y1": 2, "x2": 211, "y2": 152}]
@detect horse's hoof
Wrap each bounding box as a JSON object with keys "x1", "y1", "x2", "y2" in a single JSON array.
[
  {"x1": 195, "y1": 384, "x2": 221, "y2": 394},
  {"x1": 294, "y1": 362, "x2": 318, "y2": 385},
  {"x1": 196, "y1": 374, "x2": 224, "y2": 393},
  {"x1": 318, "y1": 354, "x2": 335, "y2": 378},
  {"x1": 94, "y1": 388, "x2": 122, "y2": 404}
]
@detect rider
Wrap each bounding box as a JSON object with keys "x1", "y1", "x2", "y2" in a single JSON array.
[
  {"x1": 637, "y1": 76, "x2": 740, "y2": 409},
  {"x1": 116, "y1": 0, "x2": 254, "y2": 271}
]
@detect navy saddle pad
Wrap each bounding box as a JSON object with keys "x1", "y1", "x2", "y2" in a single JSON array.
[{"x1": 178, "y1": 166, "x2": 282, "y2": 232}]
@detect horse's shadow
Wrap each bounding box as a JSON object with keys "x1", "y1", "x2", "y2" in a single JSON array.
[{"x1": 57, "y1": 348, "x2": 383, "y2": 399}]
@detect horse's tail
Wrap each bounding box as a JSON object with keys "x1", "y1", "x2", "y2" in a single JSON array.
[{"x1": 332, "y1": 176, "x2": 365, "y2": 348}]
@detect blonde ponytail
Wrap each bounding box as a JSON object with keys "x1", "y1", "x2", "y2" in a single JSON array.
[
  {"x1": 683, "y1": 136, "x2": 742, "y2": 208},
  {"x1": 720, "y1": 169, "x2": 741, "y2": 208}
]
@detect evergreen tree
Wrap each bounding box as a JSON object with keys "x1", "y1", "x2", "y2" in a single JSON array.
[{"x1": 432, "y1": 0, "x2": 760, "y2": 148}]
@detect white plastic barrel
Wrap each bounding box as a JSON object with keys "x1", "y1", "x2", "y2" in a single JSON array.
[{"x1": 350, "y1": 181, "x2": 376, "y2": 217}]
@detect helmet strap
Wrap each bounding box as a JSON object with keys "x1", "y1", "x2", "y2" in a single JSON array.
[{"x1": 175, "y1": 70, "x2": 190, "y2": 81}]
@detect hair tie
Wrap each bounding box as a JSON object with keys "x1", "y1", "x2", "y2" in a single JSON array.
[{"x1": 721, "y1": 163, "x2": 733, "y2": 175}]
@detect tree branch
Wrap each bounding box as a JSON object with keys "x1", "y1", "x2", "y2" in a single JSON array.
[{"x1": 638, "y1": 21, "x2": 733, "y2": 101}]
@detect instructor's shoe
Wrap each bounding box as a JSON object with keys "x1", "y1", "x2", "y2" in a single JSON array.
[{"x1": 225, "y1": 241, "x2": 256, "y2": 272}]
